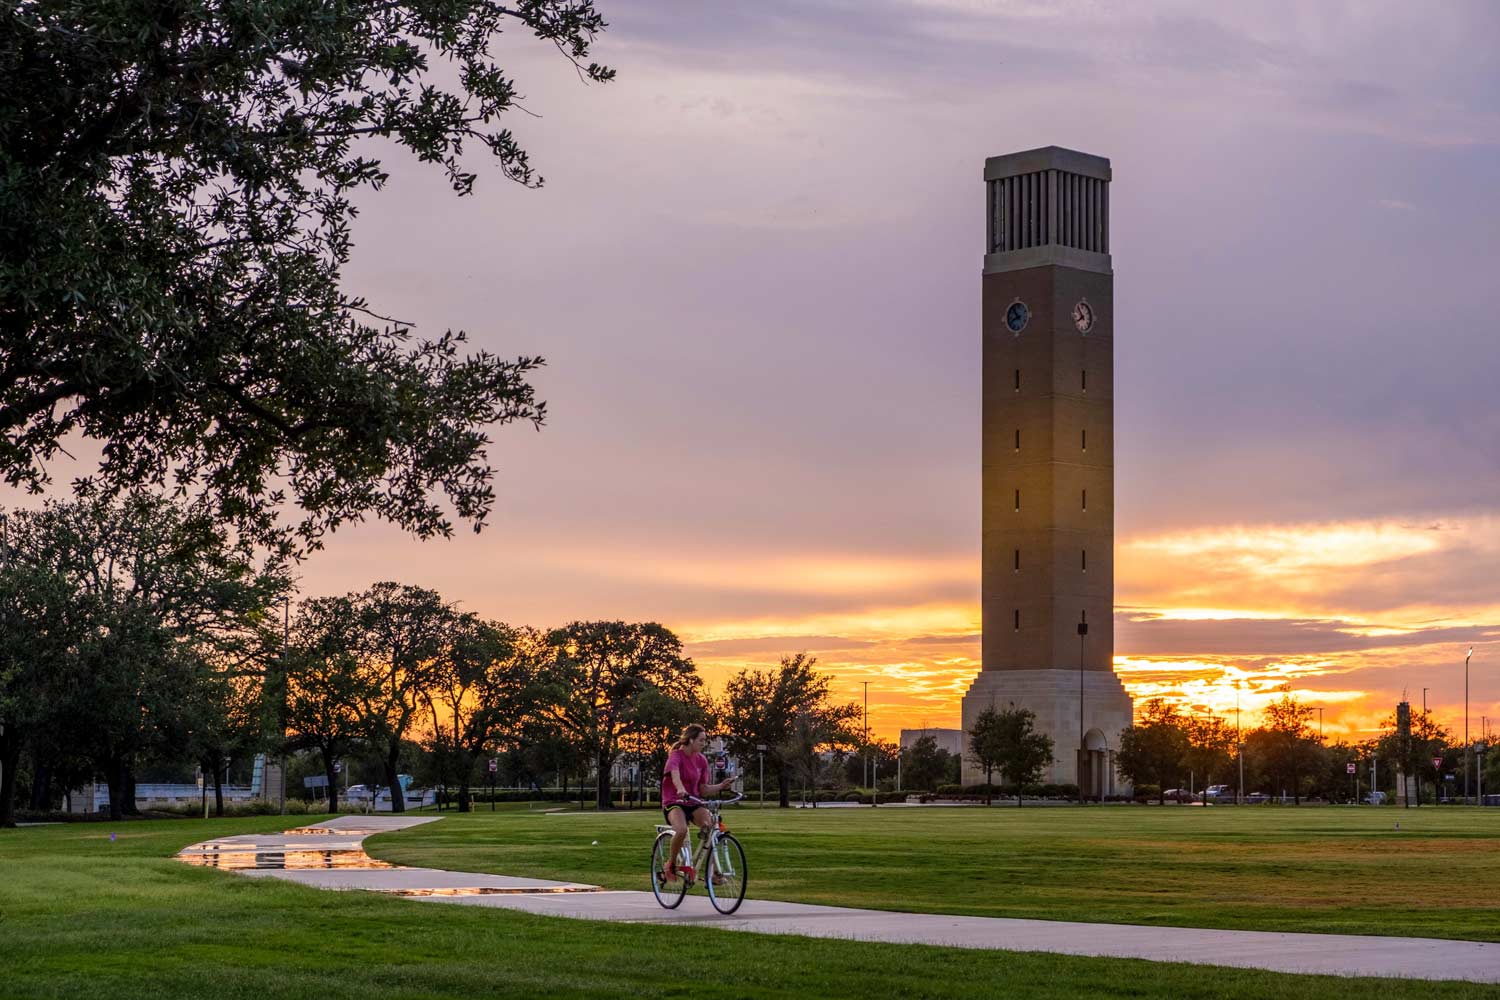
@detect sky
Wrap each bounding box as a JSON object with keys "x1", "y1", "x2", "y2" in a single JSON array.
[{"x1": 40, "y1": 2, "x2": 1500, "y2": 742}]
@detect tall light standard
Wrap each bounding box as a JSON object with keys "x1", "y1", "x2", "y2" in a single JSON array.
[
  {"x1": 1465, "y1": 647, "x2": 1473, "y2": 805},
  {"x1": 277, "y1": 595, "x2": 291, "y2": 815},
  {"x1": 1315, "y1": 706, "x2": 1324, "y2": 741},
  {"x1": 1235, "y1": 682, "x2": 1244, "y2": 806},
  {"x1": 756, "y1": 744, "x2": 767, "y2": 808},
  {"x1": 862, "y1": 681, "x2": 869, "y2": 789}
]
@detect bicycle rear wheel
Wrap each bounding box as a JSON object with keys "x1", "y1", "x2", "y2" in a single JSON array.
[
  {"x1": 706, "y1": 833, "x2": 747, "y2": 914},
  {"x1": 651, "y1": 830, "x2": 689, "y2": 909}
]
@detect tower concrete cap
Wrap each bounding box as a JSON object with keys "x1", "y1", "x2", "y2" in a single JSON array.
[{"x1": 984, "y1": 146, "x2": 1111, "y2": 182}]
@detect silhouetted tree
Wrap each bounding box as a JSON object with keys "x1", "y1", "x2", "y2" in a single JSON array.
[
  {"x1": 1117, "y1": 699, "x2": 1190, "y2": 805},
  {"x1": 0, "y1": 1, "x2": 613, "y2": 552},
  {"x1": 719, "y1": 653, "x2": 859, "y2": 807},
  {"x1": 968, "y1": 705, "x2": 1053, "y2": 806},
  {"x1": 539, "y1": 621, "x2": 701, "y2": 809}
]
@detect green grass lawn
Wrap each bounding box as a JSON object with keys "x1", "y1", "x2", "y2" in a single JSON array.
[
  {"x1": 1, "y1": 810, "x2": 1496, "y2": 1000},
  {"x1": 373, "y1": 802, "x2": 1500, "y2": 941}
]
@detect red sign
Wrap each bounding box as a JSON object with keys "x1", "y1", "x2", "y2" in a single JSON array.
[
  {"x1": 487, "y1": 758, "x2": 498, "y2": 773},
  {"x1": 1433, "y1": 757, "x2": 1443, "y2": 769},
  {"x1": 1345, "y1": 762, "x2": 1356, "y2": 774}
]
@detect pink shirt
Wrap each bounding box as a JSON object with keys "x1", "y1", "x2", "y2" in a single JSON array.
[{"x1": 661, "y1": 748, "x2": 708, "y2": 806}]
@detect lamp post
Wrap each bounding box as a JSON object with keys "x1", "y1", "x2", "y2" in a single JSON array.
[
  {"x1": 1465, "y1": 647, "x2": 1473, "y2": 805},
  {"x1": 756, "y1": 744, "x2": 767, "y2": 808},
  {"x1": 1315, "y1": 706, "x2": 1323, "y2": 741},
  {"x1": 278, "y1": 595, "x2": 290, "y2": 815},
  {"x1": 862, "y1": 681, "x2": 869, "y2": 790},
  {"x1": 1235, "y1": 682, "x2": 1243, "y2": 806}
]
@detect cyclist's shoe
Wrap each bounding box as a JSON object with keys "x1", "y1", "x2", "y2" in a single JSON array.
[
  {"x1": 662, "y1": 863, "x2": 679, "y2": 882},
  {"x1": 711, "y1": 873, "x2": 729, "y2": 886}
]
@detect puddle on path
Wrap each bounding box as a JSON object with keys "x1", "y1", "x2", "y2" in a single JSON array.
[{"x1": 178, "y1": 848, "x2": 400, "y2": 870}]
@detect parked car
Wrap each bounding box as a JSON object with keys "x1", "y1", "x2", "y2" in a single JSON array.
[
  {"x1": 1363, "y1": 791, "x2": 1387, "y2": 805},
  {"x1": 1204, "y1": 784, "x2": 1232, "y2": 803},
  {"x1": 1244, "y1": 791, "x2": 1270, "y2": 804},
  {"x1": 1161, "y1": 788, "x2": 1194, "y2": 803}
]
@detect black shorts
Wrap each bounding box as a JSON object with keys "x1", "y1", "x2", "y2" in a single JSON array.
[{"x1": 663, "y1": 802, "x2": 707, "y2": 826}]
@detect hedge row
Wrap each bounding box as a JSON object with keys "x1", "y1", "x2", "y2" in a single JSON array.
[{"x1": 934, "y1": 783, "x2": 1081, "y2": 798}]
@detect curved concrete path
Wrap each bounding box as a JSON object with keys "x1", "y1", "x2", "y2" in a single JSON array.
[{"x1": 178, "y1": 817, "x2": 1499, "y2": 984}]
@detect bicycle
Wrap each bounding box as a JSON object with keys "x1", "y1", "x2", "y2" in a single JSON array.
[{"x1": 650, "y1": 793, "x2": 748, "y2": 914}]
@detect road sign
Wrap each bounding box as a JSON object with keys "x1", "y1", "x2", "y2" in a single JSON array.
[
  {"x1": 716, "y1": 755, "x2": 728, "y2": 769},
  {"x1": 334, "y1": 761, "x2": 342, "y2": 774},
  {"x1": 487, "y1": 758, "x2": 498, "y2": 773},
  {"x1": 1346, "y1": 762, "x2": 1356, "y2": 774},
  {"x1": 1433, "y1": 757, "x2": 1443, "y2": 769}
]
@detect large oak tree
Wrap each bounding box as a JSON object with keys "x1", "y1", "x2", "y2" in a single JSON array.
[{"x1": 0, "y1": 1, "x2": 612, "y2": 550}]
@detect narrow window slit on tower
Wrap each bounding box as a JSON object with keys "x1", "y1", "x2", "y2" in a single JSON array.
[
  {"x1": 1082, "y1": 489, "x2": 1087, "y2": 510},
  {"x1": 1081, "y1": 429, "x2": 1086, "y2": 451},
  {"x1": 1014, "y1": 549, "x2": 1020, "y2": 571},
  {"x1": 1014, "y1": 609, "x2": 1020, "y2": 631},
  {"x1": 1082, "y1": 549, "x2": 1087, "y2": 571},
  {"x1": 1014, "y1": 489, "x2": 1020, "y2": 511},
  {"x1": 1014, "y1": 369, "x2": 1021, "y2": 391},
  {"x1": 1081, "y1": 370, "x2": 1087, "y2": 391},
  {"x1": 1015, "y1": 429, "x2": 1021, "y2": 451}
]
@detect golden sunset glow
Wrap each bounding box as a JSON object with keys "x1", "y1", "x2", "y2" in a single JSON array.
[{"x1": 670, "y1": 516, "x2": 1500, "y2": 744}]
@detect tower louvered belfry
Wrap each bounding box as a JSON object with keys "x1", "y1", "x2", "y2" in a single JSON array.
[{"x1": 960, "y1": 147, "x2": 1133, "y2": 796}]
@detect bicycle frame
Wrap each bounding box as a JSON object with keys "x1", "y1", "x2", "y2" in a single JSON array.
[{"x1": 655, "y1": 793, "x2": 744, "y2": 884}]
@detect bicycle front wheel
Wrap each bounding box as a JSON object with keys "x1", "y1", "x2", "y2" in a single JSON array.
[
  {"x1": 706, "y1": 833, "x2": 747, "y2": 914},
  {"x1": 651, "y1": 830, "x2": 689, "y2": 909}
]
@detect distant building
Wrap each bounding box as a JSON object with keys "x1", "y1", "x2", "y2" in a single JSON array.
[{"x1": 900, "y1": 728, "x2": 964, "y2": 757}]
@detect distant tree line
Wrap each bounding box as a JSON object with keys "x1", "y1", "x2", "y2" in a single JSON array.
[
  {"x1": 1115, "y1": 692, "x2": 1474, "y2": 805},
  {"x1": 0, "y1": 496, "x2": 887, "y2": 825}
]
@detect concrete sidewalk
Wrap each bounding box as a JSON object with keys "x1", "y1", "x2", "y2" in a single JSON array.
[{"x1": 177, "y1": 817, "x2": 1499, "y2": 984}]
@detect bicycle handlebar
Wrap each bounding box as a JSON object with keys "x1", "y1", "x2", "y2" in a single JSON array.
[{"x1": 683, "y1": 792, "x2": 744, "y2": 808}]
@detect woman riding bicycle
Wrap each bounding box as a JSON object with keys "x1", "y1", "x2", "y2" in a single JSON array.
[{"x1": 661, "y1": 723, "x2": 733, "y2": 881}]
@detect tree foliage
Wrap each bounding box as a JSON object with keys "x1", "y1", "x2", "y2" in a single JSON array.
[
  {"x1": 538, "y1": 621, "x2": 701, "y2": 809},
  {"x1": 719, "y1": 653, "x2": 859, "y2": 807},
  {"x1": 0, "y1": 0, "x2": 613, "y2": 550},
  {"x1": 967, "y1": 704, "x2": 1054, "y2": 805},
  {"x1": 0, "y1": 494, "x2": 287, "y2": 821},
  {"x1": 1116, "y1": 699, "x2": 1190, "y2": 805}
]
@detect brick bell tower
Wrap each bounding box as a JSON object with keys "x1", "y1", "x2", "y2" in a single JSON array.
[{"x1": 960, "y1": 146, "x2": 1133, "y2": 796}]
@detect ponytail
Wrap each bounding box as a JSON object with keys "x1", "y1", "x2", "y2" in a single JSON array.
[{"x1": 673, "y1": 723, "x2": 706, "y2": 750}]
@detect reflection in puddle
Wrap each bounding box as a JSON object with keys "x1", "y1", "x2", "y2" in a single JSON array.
[
  {"x1": 373, "y1": 886, "x2": 603, "y2": 897},
  {"x1": 178, "y1": 848, "x2": 400, "y2": 870}
]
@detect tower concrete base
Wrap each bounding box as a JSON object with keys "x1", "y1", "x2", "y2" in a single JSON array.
[{"x1": 960, "y1": 670, "x2": 1134, "y2": 796}]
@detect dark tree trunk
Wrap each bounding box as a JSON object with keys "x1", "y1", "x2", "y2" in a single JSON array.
[
  {"x1": 595, "y1": 748, "x2": 613, "y2": 809},
  {"x1": 0, "y1": 728, "x2": 21, "y2": 827},
  {"x1": 458, "y1": 778, "x2": 472, "y2": 813},
  {"x1": 777, "y1": 770, "x2": 790, "y2": 808},
  {"x1": 105, "y1": 756, "x2": 127, "y2": 822},
  {"x1": 213, "y1": 758, "x2": 225, "y2": 817},
  {"x1": 28, "y1": 758, "x2": 52, "y2": 812},
  {"x1": 382, "y1": 745, "x2": 404, "y2": 813},
  {"x1": 122, "y1": 764, "x2": 141, "y2": 816}
]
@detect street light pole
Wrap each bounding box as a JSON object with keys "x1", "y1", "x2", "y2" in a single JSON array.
[
  {"x1": 1316, "y1": 707, "x2": 1323, "y2": 741},
  {"x1": 862, "y1": 681, "x2": 869, "y2": 790},
  {"x1": 756, "y1": 745, "x2": 766, "y2": 808},
  {"x1": 279, "y1": 596, "x2": 290, "y2": 815},
  {"x1": 1236, "y1": 683, "x2": 1243, "y2": 806},
  {"x1": 1465, "y1": 647, "x2": 1473, "y2": 805}
]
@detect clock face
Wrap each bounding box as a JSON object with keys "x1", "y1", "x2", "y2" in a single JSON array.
[
  {"x1": 1072, "y1": 301, "x2": 1095, "y2": 333},
  {"x1": 1005, "y1": 301, "x2": 1030, "y2": 333}
]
